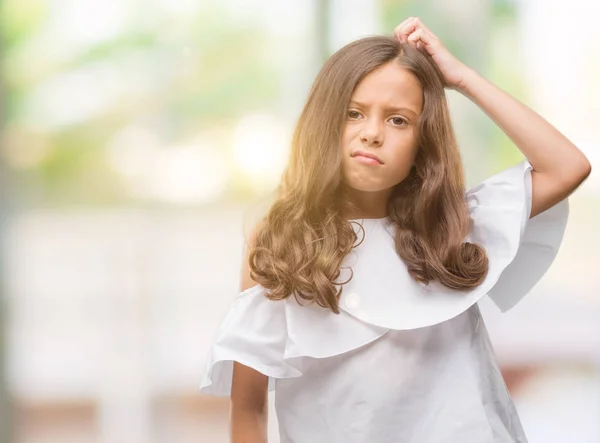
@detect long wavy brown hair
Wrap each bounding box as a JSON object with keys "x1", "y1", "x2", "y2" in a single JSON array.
[{"x1": 247, "y1": 35, "x2": 488, "y2": 314}]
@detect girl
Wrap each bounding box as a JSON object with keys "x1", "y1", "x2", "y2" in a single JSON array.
[{"x1": 200, "y1": 17, "x2": 591, "y2": 443}]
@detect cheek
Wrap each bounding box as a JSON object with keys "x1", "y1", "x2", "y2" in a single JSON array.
[
  {"x1": 389, "y1": 132, "x2": 419, "y2": 162},
  {"x1": 340, "y1": 126, "x2": 356, "y2": 150},
  {"x1": 385, "y1": 137, "x2": 419, "y2": 180}
]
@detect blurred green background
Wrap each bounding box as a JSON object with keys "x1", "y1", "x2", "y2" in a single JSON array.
[{"x1": 0, "y1": 0, "x2": 539, "y2": 207}]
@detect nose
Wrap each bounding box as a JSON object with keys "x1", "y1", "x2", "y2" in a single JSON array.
[{"x1": 360, "y1": 119, "x2": 383, "y2": 147}]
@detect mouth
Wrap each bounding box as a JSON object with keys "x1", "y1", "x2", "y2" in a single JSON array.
[{"x1": 351, "y1": 150, "x2": 384, "y2": 165}]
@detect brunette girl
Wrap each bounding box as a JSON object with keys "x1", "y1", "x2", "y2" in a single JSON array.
[{"x1": 200, "y1": 17, "x2": 590, "y2": 443}]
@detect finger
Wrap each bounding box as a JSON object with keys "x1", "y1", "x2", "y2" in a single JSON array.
[
  {"x1": 411, "y1": 17, "x2": 438, "y2": 41},
  {"x1": 407, "y1": 28, "x2": 426, "y2": 49},
  {"x1": 396, "y1": 21, "x2": 418, "y2": 44},
  {"x1": 395, "y1": 17, "x2": 439, "y2": 45},
  {"x1": 394, "y1": 16, "x2": 417, "y2": 43},
  {"x1": 395, "y1": 16, "x2": 416, "y2": 32}
]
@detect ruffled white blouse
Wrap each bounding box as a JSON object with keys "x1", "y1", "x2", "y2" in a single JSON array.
[{"x1": 199, "y1": 162, "x2": 569, "y2": 443}]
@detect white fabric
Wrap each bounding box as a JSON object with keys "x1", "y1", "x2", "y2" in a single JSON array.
[
  {"x1": 335, "y1": 161, "x2": 568, "y2": 329},
  {"x1": 199, "y1": 161, "x2": 569, "y2": 442}
]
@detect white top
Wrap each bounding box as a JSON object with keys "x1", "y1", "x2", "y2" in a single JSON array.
[{"x1": 199, "y1": 161, "x2": 569, "y2": 443}]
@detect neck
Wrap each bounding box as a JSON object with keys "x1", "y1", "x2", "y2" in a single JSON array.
[{"x1": 342, "y1": 186, "x2": 392, "y2": 220}]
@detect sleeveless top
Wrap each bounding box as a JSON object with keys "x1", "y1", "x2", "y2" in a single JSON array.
[{"x1": 199, "y1": 161, "x2": 569, "y2": 443}]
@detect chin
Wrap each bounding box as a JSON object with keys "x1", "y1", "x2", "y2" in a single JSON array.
[
  {"x1": 345, "y1": 180, "x2": 394, "y2": 193},
  {"x1": 344, "y1": 172, "x2": 409, "y2": 192}
]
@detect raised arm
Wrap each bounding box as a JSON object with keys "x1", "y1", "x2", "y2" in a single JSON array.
[
  {"x1": 394, "y1": 16, "x2": 591, "y2": 218},
  {"x1": 457, "y1": 68, "x2": 591, "y2": 218}
]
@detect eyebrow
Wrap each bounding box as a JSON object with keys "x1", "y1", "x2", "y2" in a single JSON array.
[{"x1": 349, "y1": 100, "x2": 419, "y2": 117}]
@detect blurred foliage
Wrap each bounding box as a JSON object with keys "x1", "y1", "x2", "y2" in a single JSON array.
[
  {"x1": 487, "y1": 0, "x2": 529, "y2": 171},
  {"x1": 1, "y1": 0, "x2": 530, "y2": 206},
  {"x1": 1, "y1": 1, "x2": 281, "y2": 205},
  {"x1": 0, "y1": 0, "x2": 46, "y2": 47}
]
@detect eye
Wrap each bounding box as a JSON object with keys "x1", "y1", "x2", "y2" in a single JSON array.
[
  {"x1": 347, "y1": 110, "x2": 362, "y2": 120},
  {"x1": 389, "y1": 116, "x2": 408, "y2": 127}
]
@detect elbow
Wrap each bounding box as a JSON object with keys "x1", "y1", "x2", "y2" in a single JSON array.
[
  {"x1": 561, "y1": 148, "x2": 592, "y2": 186},
  {"x1": 574, "y1": 151, "x2": 592, "y2": 184},
  {"x1": 553, "y1": 150, "x2": 592, "y2": 194},
  {"x1": 582, "y1": 157, "x2": 592, "y2": 180}
]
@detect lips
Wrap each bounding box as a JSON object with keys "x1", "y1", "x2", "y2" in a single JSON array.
[{"x1": 351, "y1": 150, "x2": 384, "y2": 164}]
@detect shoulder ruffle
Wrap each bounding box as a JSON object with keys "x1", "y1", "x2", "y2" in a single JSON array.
[
  {"x1": 200, "y1": 161, "x2": 569, "y2": 395},
  {"x1": 470, "y1": 161, "x2": 569, "y2": 311},
  {"x1": 335, "y1": 161, "x2": 569, "y2": 329},
  {"x1": 199, "y1": 285, "x2": 387, "y2": 397}
]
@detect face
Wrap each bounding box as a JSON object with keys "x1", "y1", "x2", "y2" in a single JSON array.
[{"x1": 340, "y1": 61, "x2": 423, "y2": 215}]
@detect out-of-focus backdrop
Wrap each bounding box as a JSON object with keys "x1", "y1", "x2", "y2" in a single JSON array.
[{"x1": 0, "y1": 0, "x2": 599, "y2": 442}]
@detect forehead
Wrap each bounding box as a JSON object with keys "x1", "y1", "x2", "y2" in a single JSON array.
[{"x1": 351, "y1": 62, "x2": 423, "y2": 113}]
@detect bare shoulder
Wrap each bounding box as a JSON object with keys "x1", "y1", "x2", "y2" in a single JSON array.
[{"x1": 240, "y1": 220, "x2": 265, "y2": 291}]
